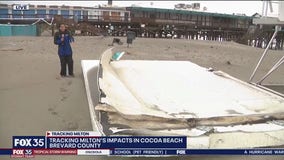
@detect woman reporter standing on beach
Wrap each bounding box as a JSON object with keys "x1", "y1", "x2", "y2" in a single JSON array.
[{"x1": 54, "y1": 24, "x2": 75, "y2": 77}]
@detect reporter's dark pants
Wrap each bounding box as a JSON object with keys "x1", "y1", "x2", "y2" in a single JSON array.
[{"x1": 59, "y1": 55, "x2": 73, "y2": 76}]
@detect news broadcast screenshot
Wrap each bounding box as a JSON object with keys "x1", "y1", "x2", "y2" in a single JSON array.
[{"x1": 0, "y1": 0, "x2": 284, "y2": 159}]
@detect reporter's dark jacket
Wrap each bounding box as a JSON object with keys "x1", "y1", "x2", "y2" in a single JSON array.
[{"x1": 54, "y1": 30, "x2": 74, "y2": 56}]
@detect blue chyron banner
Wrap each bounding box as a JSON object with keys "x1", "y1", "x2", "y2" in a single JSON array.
[{"x1": 46, "y1": 136, "x2": 187, "y2": 149}]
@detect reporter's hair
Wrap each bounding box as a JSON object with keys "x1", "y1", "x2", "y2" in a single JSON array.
[{"x1": 58, "y1": 23, "x2": 65, "y2": 28}]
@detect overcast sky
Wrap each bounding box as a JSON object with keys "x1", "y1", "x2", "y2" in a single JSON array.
[{"x1": 3, "y1": 1, "x2": 280, "y2": 16}]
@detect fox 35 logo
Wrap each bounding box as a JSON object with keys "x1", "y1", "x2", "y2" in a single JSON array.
[
  {"x1": 11, "y1": 149, "x2": 34, "y2": 158},
  {"x1": 13, "y1": 136, "x2": 45, "y2": 148}
]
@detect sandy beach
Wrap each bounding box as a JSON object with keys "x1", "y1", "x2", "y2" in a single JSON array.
[{"x1": 0, "y1": 36, "x2": 283, "y2": 160}]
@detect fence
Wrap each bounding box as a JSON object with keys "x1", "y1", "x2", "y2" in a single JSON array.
[{"x1": 0, "y1": 24, "x2": 38, "y2": 36}]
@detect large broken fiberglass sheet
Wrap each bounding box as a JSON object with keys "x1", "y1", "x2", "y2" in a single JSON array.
[{"x1": 99, "y1": 60, "x2": 284, "y2": 119}]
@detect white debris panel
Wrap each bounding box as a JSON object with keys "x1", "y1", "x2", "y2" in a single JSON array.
[
  {"x1": 98, "y1": 50, "x2": 284, "y2": 119},
  {"x1": 92, "y1": 49, "x2": 284, "y2": 148}
]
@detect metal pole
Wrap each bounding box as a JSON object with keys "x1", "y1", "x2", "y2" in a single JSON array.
[
  {"x1": 256, "y1": 55, "x2": 284, "y2": 84},
  {"x1": 249, "y1": 25, "x2": 279, "y2": 82},
  {"x1": 262, "y1": 0, "x2": 265, "y2": 16},
  {"x1": 265, "y1": 1, "x2": 268, "y2": 17}
]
